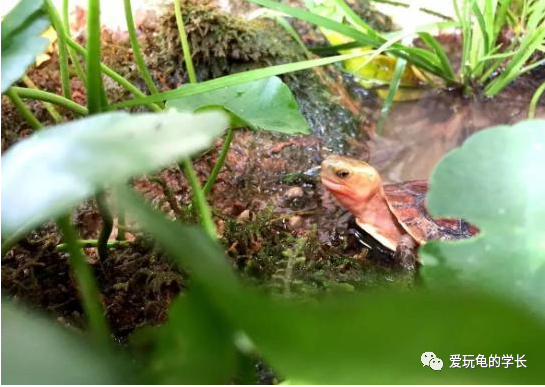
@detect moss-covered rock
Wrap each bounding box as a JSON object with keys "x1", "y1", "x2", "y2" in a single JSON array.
[{"x1": 101, "y1": 0, "x2": 381, "y2": 152}]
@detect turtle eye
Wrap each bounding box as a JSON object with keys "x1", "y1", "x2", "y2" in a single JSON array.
[{"x1": 335, "y1": 169, "x2": 350, "y2": 179}]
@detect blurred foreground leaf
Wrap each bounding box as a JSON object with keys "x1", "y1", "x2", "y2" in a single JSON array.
[
  {"x1": 1, "y1": 301, "x2": 132, "y2": 384},
  {"x1": 167, "y1": 76, "x2": 310, "y2": 134},
  {"x1": 1, "y1": 110, "x2": 228, "y2": 249},
  {"x1": 136, "y1": 288, "x2": 237, "y2": 384},
  {"x1": 421, "y1": 119, "x2": 545, "y2": 313},
  {"x1": 122, "y1": 188, "x2": 545, "y2": 384},
  {"x1": 1, "y1": 0, "x2": 50, "y2": 93}
]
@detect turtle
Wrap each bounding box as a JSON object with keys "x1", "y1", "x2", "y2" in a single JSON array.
[{"x1": 320, "y1": 155, "x2": 477, "y2": 268}]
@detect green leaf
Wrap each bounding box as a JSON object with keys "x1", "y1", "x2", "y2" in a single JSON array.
[
  {"x1": 140, "y1": 287, "x2": 237, "y2": 384},
  {"x1": 1, "y1": 110, "x2": 228, "y2": 248},
  {"x1": 230, "y1": 290, "x2": 545, "y2": 384},
  {"x1": 420, "y1": 119, "x2": 545, "y2": 314},
  {"x1": 376, "y1": 57, "x2": 406, "y2": 134},
  {"x1": 245, "y1": 0, "x2": 454, "y2": 79},
  {"x1": 1, "y1": 0, "x2": 50, "y2": 93},
  {"x1": 112, "y1": 51, "x2": 364, "y2": 109},
  {"x1": 122, "y1": 189, "x2": 545, "y2": 384},
  {"x1": 167, "y1": 77, "x2": 310, "y2": 134},
  {"x1": 417, "y1": 32, "x2": 456, "y2": 80},
  {"x1": 1, "y1": 0, "x2": 45, "y2": 41},
  {"x1": 485, "y1": 26, "x2": 545, "y2": 96},
  {"x1": 120, "y1": 188, "x2": 241, "y2": 297},
  {"x1": 1, "y1": 301, "x2": 133, "y2": 384}
]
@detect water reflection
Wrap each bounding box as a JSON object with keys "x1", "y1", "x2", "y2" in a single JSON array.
[{"x1": 368, "y1": 86, "x2": 544, "y2": 182}]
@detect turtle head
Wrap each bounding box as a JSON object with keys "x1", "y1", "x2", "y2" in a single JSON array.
[{"x1": 321, "y1": 155, "x2": 382, "y2": 214}]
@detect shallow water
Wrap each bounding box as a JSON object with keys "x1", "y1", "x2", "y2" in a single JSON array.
[{"x1": 368, "y1": 84, "x2": 545, "y2": 182}]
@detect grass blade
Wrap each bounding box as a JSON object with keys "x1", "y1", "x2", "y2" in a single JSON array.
[
  {"x1": 485, "y1": 26, "x2": 545, "y2": 96},
  {"x1": 376, "y1": 58, "x2": 406, "y2": 134},
  {"x1": 494, "y1": 0, "x2": 512, "y2": 39},
  {"x1": 470, "y1": 0, "x2": 490, "y2": 77},
  {"x1": 332, "y1": 0, "x2": 382, "y2": 38},
  {"x1": 245, "y1": 0, "x2": 455, "y2": 77},
  {"x1": 112, "y1": 51, "x2": 363, "y2": 108},
  {"x1": 528, "y1": 82, "x2": 545, "y2": 119},
  {"x1": 245, "y1": 0, "x2": 383, "y2": 46},
  {"x1": 417, "y1": 32, "x2": 456, "y2": 81}
]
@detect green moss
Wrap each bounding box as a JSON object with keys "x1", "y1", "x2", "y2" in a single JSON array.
[{"x1": 221, "y1": 208, "x2": 416, "y2": 296}]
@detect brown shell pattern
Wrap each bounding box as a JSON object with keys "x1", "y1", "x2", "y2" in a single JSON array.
[{"x1": 383, "y1": 180, "x2": 478, "y2": 243}]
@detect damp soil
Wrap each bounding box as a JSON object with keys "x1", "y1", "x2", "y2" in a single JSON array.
[{"x1": 1, "y1": 0, "x2": 543, "y2": 353}]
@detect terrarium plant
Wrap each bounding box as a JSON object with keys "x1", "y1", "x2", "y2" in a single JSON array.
[{"x1": 1, "y1": 0, "x2": 544, "y2": 384}]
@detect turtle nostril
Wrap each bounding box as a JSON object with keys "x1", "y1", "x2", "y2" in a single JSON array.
[{"x1": 336, "y1": 170, "x2": 350, "y2": 179}]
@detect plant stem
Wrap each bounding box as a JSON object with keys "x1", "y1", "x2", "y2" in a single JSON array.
[
  {"x1": 122, "y1": 0, "x2": 166, "y2": 236},
  {"x1": 123, "y1": 0, "x2": 163, "y2": 105},
  {"x1": 86, "y1": 0, "x2": 106, "y2": 114},
  {"x1": 180, "y1": 160, "x2": 217, "y2": 238},
  {"x1": 22, "y1": 77, "x2": 63, "y2": 122},
  {"x1": 4, "y1": 91, "x2": 108, "y2": 339},
  {"x1": 202, "y1": 128, "x2": 234, "y2": 197},
  {"x1": 173, "y1": 0, "x2": 217, "y2": 237},
  {"x1": 115, "y1": 182, "x2": 130, "y2": 242},
  {"x1": 529, "y1": 82, "x2": 545, "y2": 119},
  {"x1": 116, "y1": 207, "x2": 127, "y2": 241},
  {"x1": 62, "y1": 0, "x2": 87, "y2": 83},
  {"x1": 87, "y1": 0, "x2": 114, "y2": 260},
  {"x1": 5, "y1": 88, "x2": 43, "y2": 130},
  {"x1": 95, "y1": 191, "x2": 113, "y2": 261},
  {"x1": 57, "y1": 239, "x2": 130, "y2": 251},
  {"x1": 11, "y1": 86, "x2": 88, "y2": 115},
  {"x1": 45, "y1": 0, "x2": 72, "y2": 100},
  {"x1": 57, "y1": 215, "x2": 110, "y2": 344},
  {"x1": 149, "y1": 176, "x2": 184, "y2": 218},
  {"x1": 174, "y1": 0, "x2": 198, "y2": 84},
  {"x1": 65, "y1": 36, "x2": 162, "y2": 112}
]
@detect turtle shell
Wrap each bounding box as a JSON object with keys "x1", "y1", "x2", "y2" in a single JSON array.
[{"x1": 383, "y1": 180, "x2": 477, "y2": 244}]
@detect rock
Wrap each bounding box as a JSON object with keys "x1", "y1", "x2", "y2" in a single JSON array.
[
  {"x1": 284, "y1": 186, "x2": 304, "y2": 200},
  {"x1": 287, "y1": 215, "x2": 303, "y2": 230},
  {"x1": 237, "y1": 209, "x2": 251, "y2": 222}
]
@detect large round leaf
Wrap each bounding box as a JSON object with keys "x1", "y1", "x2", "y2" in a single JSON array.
[
  {"x1": 1, "y1": 110, "x2": 228, "y2": 247},
  {"x1": 2, "y1": 301, "x2": 133, "y2": 384},
  {"x1": 166, "y1": 76, "x2": 310, "y2": 134},
  {"x1": 420, "y1": 119, "x2": 545, "y2": 313},
  {"x1": 123, "y1": 189, "x2": 545, "y2": 384},
  {"x1": 1, "y1": 0, "x2": 50, "y2": 93}
]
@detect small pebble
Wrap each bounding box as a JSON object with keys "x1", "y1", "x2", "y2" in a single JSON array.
[
  {"x1": 287, "y1": 215, "x2": 303, "y2": 230},
  {"x1": 284, "y1": 186, "x2": 304, "y2": 200},
  {"x1": 237, "y1": 209, "x2": 251, "y2": 222}
]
